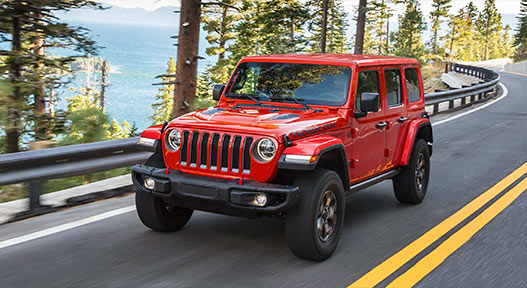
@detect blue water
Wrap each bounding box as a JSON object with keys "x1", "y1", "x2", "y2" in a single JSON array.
[{"x1": 58, "y1": 22, "x2": 212, "y2": 130}]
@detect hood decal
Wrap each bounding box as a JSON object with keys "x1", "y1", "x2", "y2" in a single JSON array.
[{"x1": 290, "y1": 122, "x2": 337, "y2": 140}]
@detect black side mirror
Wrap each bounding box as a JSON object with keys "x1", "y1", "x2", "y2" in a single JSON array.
[
  {"x1": 354, "y1": 93, "x2": 380, "y2": 118},
  {"x1": 212, "y1": 84, "x2": 225, "y2": 101}
]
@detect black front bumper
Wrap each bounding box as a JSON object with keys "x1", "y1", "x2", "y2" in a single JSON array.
[{"x1": 131, "y1": 165, "x2": 299, "y2": 217}]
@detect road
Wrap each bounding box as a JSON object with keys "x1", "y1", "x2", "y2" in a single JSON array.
[{"x1": 0, "y1": 72, "x2": 526, "y2": 287}]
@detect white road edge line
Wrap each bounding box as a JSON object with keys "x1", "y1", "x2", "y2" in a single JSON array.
[
  {"x1": 432, "y1": 83, "x2": 508, "y2": 126},
  {"x1": 0, "y1": 83, "x2": 511, "y2": 250},
  {"x1": 0, "y1": 205, "x2": 136, "y2": 250}
]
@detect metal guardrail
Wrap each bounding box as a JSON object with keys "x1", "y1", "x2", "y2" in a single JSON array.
[
  {"x1": 0, "y1": 137, "x2": 151, "y2": 211},
  {"x1": 424, "y1": 63, "x2": 500, "y2": 114},
  {"x1": 0, "y1": 62, "x2": 501, "y2": 215}
]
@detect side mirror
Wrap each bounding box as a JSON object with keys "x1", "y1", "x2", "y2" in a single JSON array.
[
  {"x1": 212, "y1": 84, "x2": 225, "y2": 101},
  {"x1": 354, "y1": 92, "x2": 380, "y2": 118}
]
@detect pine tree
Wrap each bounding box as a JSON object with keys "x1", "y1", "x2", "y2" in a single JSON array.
[
  {"x1": 429, "y1": 0, "x2": 451, "y2": 55},
  {"x1": 0, "y1": 0, "x2": 102, "y2": 152},
  {"x1": 513, "y1": 0, "x2": 527, "y2": 62},
  {"x1": 475, "y1": 0, "x2": 502, "y2": 60},
  {"x1": 151, "y1": 57, "x2": 177, "y2": 124},
  {"x1": 444, "y1": 2, "x2": 478, "y2": 60},
  {"x1": 393, "y1": 0, "x2": 426, "y2": 61},
  {"x1": 363, "y1": 0, "x2": 394, "y2": 55},
  {"x1": 201, "y1": 0, "x2": 242, "y2": 84},
  {"x1": 307, "y1": 0, "x2": 349, "y2": 53},
  {"x1": 229, "y1": 0, "x2": 309, "y2": 66}
]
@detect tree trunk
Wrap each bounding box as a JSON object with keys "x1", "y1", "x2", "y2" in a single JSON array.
[
  {"x1": 219, "y1": 5, "x2": 228, "y2": 61},
  {"x1": 320, "y1": 0, "x2": 330, "y2": 53},
  {"x1": 49, "y1": 86, "x2": 55, "y2": 118},
  {"x1": 33, "y1": 12, "x2": 47, "y2": 141},
  {"x1": 172, "y1": 0, "x2": 202, "y2": 118},
  {"x1": 7, "y1": 15, "x2": 22, "y2": 153},
  {"x1": 100, "y1": 60, "x2": 108, "y2": 110},
  {"x1": 290, "y1": 20, "x2": 295, "y2": 53},
  {"x1": 354, "y1": 0, "x2": 367, "y2": 55}
]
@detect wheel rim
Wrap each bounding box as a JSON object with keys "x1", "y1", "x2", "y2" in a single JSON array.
[
  {"x1": 415, "y1": 153, "x2": 426, "y2": 192},
  {"x1": 317, "y1": 190, "x2": 337, "y2": 242}
]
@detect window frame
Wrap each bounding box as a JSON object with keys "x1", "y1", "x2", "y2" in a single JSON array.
[
  {"x1": 404, "y1": 67, "x2": 422, "y2": 103},
  {"x1": 383, "y1": 67, "x2": 404, "y2": 108},
  {"x1": 355, "y1": 69, "x2": 381, "y2": 112}
]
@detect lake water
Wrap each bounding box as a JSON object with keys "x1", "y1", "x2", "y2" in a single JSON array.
[{"x1": 59, "y1": 21, "x2": 212, "y2": 131}]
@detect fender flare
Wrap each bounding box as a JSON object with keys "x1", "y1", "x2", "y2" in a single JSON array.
[
  {"x1": 278, "y1": 135, "x2": 350, "y2": 188},
  {"x1": 137, "y1": 123, "x2": 167, "y2": 153},
  {"x1": 399, "y1": 120, "x2": 433, "y2": 166}
]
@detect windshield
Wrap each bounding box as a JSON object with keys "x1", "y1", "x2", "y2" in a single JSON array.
[{"x1": 225, "y1": 62, "x2": 352, "y2": 106}]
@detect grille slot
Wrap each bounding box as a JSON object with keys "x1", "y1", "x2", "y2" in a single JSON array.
[
  {"x1": 243, "y1": 137, "x2": 253, "y2": 174},
  {"x1": 220, "y1": 135, "x2": 231, "y2": 171},
  {"x1": 210, "y1": 133, "x2": 220, "y2": 169},
  {"x1": 181, "y1": 131, "x2": 190, "y2": 165},
  {"x1": 231, "y1": 136, "x2": 242, "y2": 172},
  {"x1": 200, "y1": 132, "x2": 210, "y2": 168},
  {"x1": 190, "y1": 131, "x2": 199, "y2": 167}
]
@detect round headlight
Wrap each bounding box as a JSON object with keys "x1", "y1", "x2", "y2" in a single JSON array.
[
  {"x1": 254, "y1": 138, "x2": 276, "y2": 162},
  {"x1": 166, "y1": 129, "x2": 181, "y2": 151}
]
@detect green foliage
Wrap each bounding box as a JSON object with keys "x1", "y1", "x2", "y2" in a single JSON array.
[
  {"x1": 514, "y1": 0, "x2": 527, "y2": 62},
  {"x1": 363, "y1": 0, "x2": 394, "y2": 55},
  {"x1": 475, "y1": 0, "x2": 502, "y2": 60},
  {"x1": 151, "y1": 57, "x2": 176, "y2": 124},
  {"x1": 0, "y1": 0, "x2": 104, "y2": 152},
  {"x1": 393, "y1": 0, "x2": 426, "y2": 62},
  {"x1": 429, "y1": 0, "x2": 451, "y2": 54},
  {"x1": 307, "y1": 0, "x2": 349, "y2": 53},
  {"x1": 61, "y1": 107, "x2": 108, "y2": 145}
]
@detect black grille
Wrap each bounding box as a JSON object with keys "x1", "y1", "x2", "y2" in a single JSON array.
[{"x1": 180, "y1": 130, "x2": 253, "y2": 174}]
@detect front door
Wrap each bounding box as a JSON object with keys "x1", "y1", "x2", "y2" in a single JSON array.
[{"x1": 351, "y1": 69, "x2": 386, "y2": 182}]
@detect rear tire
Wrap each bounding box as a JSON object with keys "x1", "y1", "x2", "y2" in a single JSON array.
[
  {"x1": 393, "y1": 139, "x2": 430, "y2": 204},
  {"x1": 135, "y1": 154, "x2": 193, "y2": 232},
  {"x1": 286, "y1": 169, "x2": 345, "y2": 261}
]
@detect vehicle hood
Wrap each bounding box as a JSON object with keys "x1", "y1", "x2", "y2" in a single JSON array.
[{"x1": 168, "y1": 105, "x2": 347, "y2": 142}]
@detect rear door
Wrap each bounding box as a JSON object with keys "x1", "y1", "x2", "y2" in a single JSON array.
[
  {"x1": 351, "y1": 68, "x2": 386, "y2": 182},
  {"x1": 382, "y1": 66, "x2": 406, "y2": 170}
]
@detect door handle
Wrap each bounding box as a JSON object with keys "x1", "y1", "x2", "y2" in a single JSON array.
[
  {"x1": 398, "y1": 116, "x2": 408, "y2": 123},
  {"x1": 376, "y1": 121, "x2": 388, "y2": 129}
]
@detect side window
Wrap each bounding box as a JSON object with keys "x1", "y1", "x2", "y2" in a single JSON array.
[
  {"x1": 355, "y1": 70, "x2": 379, "y2": 111},
  {"x1": 384, "y1": 68, "x2": 402, "y2": 107},
  {"x1": 405, "y1": 68, "x2": 421, "y2": 103}
]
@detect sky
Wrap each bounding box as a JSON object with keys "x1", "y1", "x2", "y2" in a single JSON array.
[{"x1": 99, "y1": 0, "x2": 521, "y2": 16}]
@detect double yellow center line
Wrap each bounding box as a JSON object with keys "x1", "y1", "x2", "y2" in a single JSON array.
[{"x1": 349, "y1": 162, "x2": 527, "y2": 288}]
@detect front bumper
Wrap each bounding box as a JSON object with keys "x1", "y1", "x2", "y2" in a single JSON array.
[{"x1": 131, "y1": 164, "x2": 299, "y2": 217}]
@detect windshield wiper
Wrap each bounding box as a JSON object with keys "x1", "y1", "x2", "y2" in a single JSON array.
[
  {"x1": 226, "y1": 93, "x2": 263, "y2": 106},
  {"x1": 269, "y1": 96, "x2": 314, "y2": 111}
]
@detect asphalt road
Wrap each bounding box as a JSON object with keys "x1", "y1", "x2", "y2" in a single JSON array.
[{"x1": 0, "y1": 72, "x2": 526, "y2": 288}]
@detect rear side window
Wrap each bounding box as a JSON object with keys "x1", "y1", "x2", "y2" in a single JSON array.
[
  {"x1": 355, "y1": 70, "x2": 379, "y2": 111},
  {"x1": 384, "y1": 68, "x2": 402, "y2": 107},
  {"x1": 405, "y1": 68, "x2": 421, "y2": 103}
]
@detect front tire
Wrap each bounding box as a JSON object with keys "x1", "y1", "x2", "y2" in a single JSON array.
[
  {"x1": 393, "y1": 139, "x2": 430, "y2": 204},
  {"x1": 136, "y1": 154, "x2": 193, "y2": 232},
  {"x1": 286, "y1": 169, "x2": 345, "y2": 261}
]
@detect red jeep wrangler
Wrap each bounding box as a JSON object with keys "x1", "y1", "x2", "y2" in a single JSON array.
[{"x1": 132, "y1": 54, "x2": 433, "y2": 261}]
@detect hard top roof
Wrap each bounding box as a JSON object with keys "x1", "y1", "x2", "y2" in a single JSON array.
[{"x1": 241, "y1": 53, "x2": 419, "y2": 67}]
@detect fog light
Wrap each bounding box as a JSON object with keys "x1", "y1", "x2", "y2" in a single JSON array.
[
  {"x1": 144, "y1": 176, "x2": 156, "y2": 190},
  {"x1": 254, "y1": 194, "x2": 268, "y2": 206}
]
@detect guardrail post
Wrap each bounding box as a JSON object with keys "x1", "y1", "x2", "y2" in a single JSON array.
[
  {"x1": 471, "y1": 94, "x2": 475, "y2": 102},
  {"x1": 28, "y1": 181, "x2": 42, "y2": 211},
  {"x1": 478, "y1": 92, "x2": 484, "y2": 100},
  {"x1": 433, "y1": 103, "x2": 439, "y2": 114},
  {"x1": 449, "y1": 100, "x2": 454, "y2": 109}
]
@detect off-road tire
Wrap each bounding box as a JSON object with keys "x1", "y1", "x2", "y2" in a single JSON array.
[
  {"x1": 136, "y1": 154, "x2": 193, "y2": 232},
  {"x1": 286, "y1": 169, "x2": 345, "y2": 261},
  {"x1": 393, "y1": 139, "x2": 430, "y2": 204}
]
